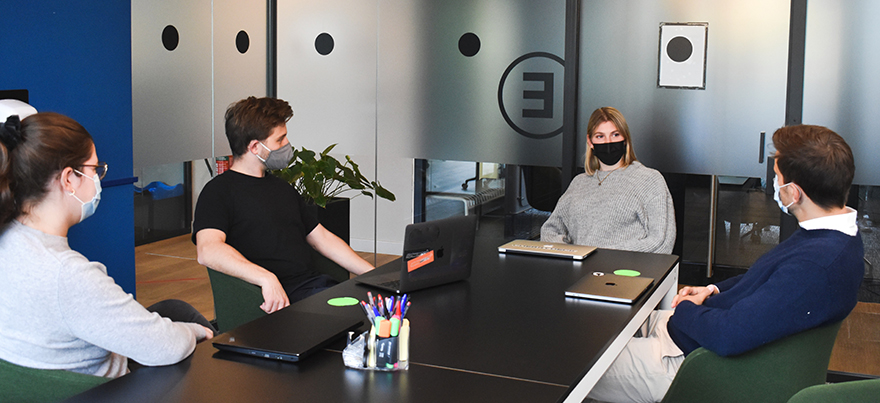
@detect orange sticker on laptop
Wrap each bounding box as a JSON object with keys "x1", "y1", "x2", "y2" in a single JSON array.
[{"x1": 407, "y1": 250, "x2": 434, "y2": 272}]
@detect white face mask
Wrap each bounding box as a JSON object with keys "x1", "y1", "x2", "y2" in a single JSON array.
[
  {"x1": 70, "y1": 170, "x2": 102, "y2": 222},
  {"x1": 773, "y1": 174, "x2": 795, "y2": 215}
]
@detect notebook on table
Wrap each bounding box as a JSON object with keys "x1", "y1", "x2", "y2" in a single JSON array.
[
  {"x1": 497, "y1": 239, "x2": 597, "y2": 260},
  {"x1": 564, "y1": 273, "x2": 654, "y2": 304},
  {"x1": 355, "y1": 214, "x2": 477, "y2": 294},
  {"x1": 212, "y1": 309, "x2": 362, "y2": 362}
]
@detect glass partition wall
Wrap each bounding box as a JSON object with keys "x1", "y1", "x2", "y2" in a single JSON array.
[{"x1": 132, "y1": 0, "x2": 878, "y2": 305}]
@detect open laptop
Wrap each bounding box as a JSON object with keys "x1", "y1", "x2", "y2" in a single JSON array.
[
  {"x1": 564, "y1": 273, "x2": 654, "y2": 304},
  {"x1": 212, "y1": 309, "x2": 362, "y2": 362},
  {"x1": 355, "y1": 214, "x2": 477, "y2": 294},
  {"x1": 498, "y1": 239, "x2": 597, "y2": 260}
]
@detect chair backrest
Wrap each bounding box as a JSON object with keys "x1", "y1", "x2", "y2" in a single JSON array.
[
  {"x1": 787, "y1": 378, "x2": 880, "y2": 403},
  {"x1": 207, "y1": 268, "x2": 267, "y2": 334},
  {"x1": 0, "y1": 358, "x2": 109, "y2": 403},
  {"x1": 521, "y1": 165, "x2": 562, "y2": 212},
  {"x1": 661, "y1": 320, "x2": 843, "y2": 403}
]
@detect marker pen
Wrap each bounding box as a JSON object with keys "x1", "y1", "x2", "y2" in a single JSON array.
[
  {"x1": 367, "y1": 325, "x2": 377, "y2": 368},
  {"x1": 378, "y1": 319, "x2": 391, "y2": 338},
  {"x1": 399, "y1": 319, "x2": 410, "y2": 369}
]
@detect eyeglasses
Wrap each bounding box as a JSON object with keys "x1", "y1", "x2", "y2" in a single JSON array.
[{"x1": 78, "y1": 162, "x2": 109, "y2": 180}]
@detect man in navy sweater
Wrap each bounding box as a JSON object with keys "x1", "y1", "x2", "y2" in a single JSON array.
[{"x1": 588, "y1": 125, "x2": 863, "y2": 403}]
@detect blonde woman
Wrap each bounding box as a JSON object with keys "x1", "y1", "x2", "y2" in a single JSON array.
[{"x1": 541, "y1": 107, "x2": 675, "y2": 253}]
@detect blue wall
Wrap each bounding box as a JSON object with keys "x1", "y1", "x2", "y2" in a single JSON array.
[{"x1": 1, "y1": 1, "x2": 137, "y2": 295}]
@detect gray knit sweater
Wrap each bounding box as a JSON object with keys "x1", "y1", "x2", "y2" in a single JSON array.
[
  {"x1": 0, "y1": 220, "x2": 203, "y2": 378},
  {"x1": 541, "y1": 161, "x2": 676, "y2": 254}
]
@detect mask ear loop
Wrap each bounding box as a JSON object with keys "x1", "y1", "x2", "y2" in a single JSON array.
[{"x1": 781, "y1": 182, "x2": 800, "y2": 209}]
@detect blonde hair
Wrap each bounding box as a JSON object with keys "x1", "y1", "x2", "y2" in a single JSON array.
[{"x1": 584, "y1": 107, "x2": 637, "y2": 175}]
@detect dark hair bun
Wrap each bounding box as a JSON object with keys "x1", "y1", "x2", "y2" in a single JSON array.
[{"x1": 0, "y1": 115, "x2": 24, "y2": 150}]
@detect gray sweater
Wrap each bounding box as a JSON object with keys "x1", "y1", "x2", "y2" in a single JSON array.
[
  {"x1": 541, "y1": 161, "x2": 676, "y2": 254},
  {"x1": 0, "y1": 220, "x2": 203, "y2": 378}
]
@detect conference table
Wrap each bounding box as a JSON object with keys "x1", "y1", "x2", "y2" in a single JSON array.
[{"x1": 65, "y1": 237, "x2": 679, "y2": 402}]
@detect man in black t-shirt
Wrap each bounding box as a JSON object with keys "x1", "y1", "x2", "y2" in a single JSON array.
[{"x1": 192, "y1": 97, "x2": 374, "y2": 313}]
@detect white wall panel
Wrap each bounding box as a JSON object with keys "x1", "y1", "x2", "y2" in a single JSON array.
[
  {"x1": 277, "y1": 0, "x2": 383, "y2": 251},
  {"x1": 132, "y1": 0, "x2": 213, "y2": 170},
  {"x1": 803, "y1": 0, "x2": 880, "y2": 185},
  {"x1": 213, "y1": 0, "x2": 268, "y2": 156}
]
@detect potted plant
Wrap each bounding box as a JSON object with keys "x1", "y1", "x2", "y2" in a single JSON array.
[
  {"x1": 271, "y1": 143, "x2": 395, "y2": 208},
  {"x1": 270, "y1": 143, "x2": 395, "y2": 243}
]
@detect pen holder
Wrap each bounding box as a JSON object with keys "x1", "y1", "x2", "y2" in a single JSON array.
[{"x1": 342, "y1": 319, "x2": 410, "y2": 371}]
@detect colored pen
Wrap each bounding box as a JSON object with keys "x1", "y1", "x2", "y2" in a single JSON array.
[{"x1": 402, "y1": 301, "x2": 411, "y2": 319}]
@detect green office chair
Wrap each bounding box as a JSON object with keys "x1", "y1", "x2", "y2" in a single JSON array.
[
  {"x1": 660, "y1": 320, "x2": 842, "y2": 403},
  {"x1": 787, "y1": 378, "x2": 880, "y2": 403},
  {"x1": 0, "y1": 358, "x2": 109, "y2": 403},
  {"x1": 207, "y1": 249, "x2": 349, "y2": 333},
  {"x1": 207, "y1": 268, "x2": 267, "y2": 334}
]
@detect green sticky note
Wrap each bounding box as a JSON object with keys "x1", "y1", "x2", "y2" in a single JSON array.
[
  {"x1": 327, "y1": 297, "x2": 360, "y2": 307},
  {"x1": 613, "y1": 269, "x2": 641, "y2": 277}
]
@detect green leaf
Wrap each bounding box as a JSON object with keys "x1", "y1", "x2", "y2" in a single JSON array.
[{"x1": 267, "y1": 144, "x2": 396, "y2": 205}]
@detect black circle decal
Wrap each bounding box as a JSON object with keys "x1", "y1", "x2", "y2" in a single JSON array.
[
  {"x1": 162, "y1": 25, "x2": 179, "y2": 51},
  {"x1": 459, "y1": 33, "x2": 480, "y2": 57},
  {"x1": 236, "y1": 30, "x2": 249, "y2": 54},
  {"x1": 315, "y1": 33, "x2": 334, "y2": 56},
  {"x1": 666, "y1": 36, "x2": 693, "y2": 62}
]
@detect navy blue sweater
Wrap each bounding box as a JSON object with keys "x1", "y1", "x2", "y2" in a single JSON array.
[{"x1": 668, "y1": 228, "x2": 863, "y2": 356}]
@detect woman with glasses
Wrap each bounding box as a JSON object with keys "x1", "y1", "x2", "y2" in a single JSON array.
[{"x1": 0, "y1": 112, "x2": 214, "y2": 378}]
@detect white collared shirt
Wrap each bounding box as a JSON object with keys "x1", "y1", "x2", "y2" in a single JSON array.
[{"x1": 798, "y1": 207, "x2": 858, "y2": 236}]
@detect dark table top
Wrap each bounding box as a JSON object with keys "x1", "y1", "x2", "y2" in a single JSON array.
[{"x1": 66, "y1": 237, "x2": 678, "y2": 403}]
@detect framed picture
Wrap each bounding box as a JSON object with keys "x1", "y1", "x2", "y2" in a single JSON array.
[{"x1": 658, "y1": 22, "x2": 708, "y2": 89}]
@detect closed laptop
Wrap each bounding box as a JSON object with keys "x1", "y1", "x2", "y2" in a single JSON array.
[
  {"x1": 498, "y1": 239, "x2": 597, "y2": 260},
  {"x1": 565, "y1": 273, "x2": 654, "y2": 304},
  {"x1": 212, "y1": 309, "x2": 362, "y2": 362}
]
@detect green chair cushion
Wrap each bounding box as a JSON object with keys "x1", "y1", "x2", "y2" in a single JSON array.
[
  {"x1": 787, "y1": 378, "x2": 880, "y2": 403},
  {"x1": 0, "y1": 358, "x2": 109, "y2": 403},
  {"x1": 661, "y1": 321, "x2": 842, "y2": 403}
]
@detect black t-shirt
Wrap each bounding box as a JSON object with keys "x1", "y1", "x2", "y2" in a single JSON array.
[{"x1": 192, "y1": 170, "x2": 321, "y2": 291}]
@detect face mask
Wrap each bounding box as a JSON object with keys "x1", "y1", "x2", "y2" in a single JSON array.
[
  {"x1": 592, "y1": 141, "x2": 626, "y2": 166},
  {"x1": 256, "y1": 141, "x2": 294, "y2": 170},
  {"x1": 773, "y1": 174, "x2": 795, "y2": 215},
  {"x1": 70, "y1": 170, "x2": 102, "y2": 223}
]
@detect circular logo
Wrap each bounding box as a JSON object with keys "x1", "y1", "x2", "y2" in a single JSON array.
[{"x1": 498, "y1": 52, "x2": 565, "y2": 139}]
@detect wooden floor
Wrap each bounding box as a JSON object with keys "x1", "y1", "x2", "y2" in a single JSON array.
[{"x1": 136, "y1": 235, "x2": 880, "y2": 377}]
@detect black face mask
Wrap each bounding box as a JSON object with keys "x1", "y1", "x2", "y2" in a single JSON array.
[{"x1": 592, "y1": 141, "x2": 626, "y2": 166}]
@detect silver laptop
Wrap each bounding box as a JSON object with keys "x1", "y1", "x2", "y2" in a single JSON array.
[
  {"x1": 498, "y1": 239, "x2": 597, "y2": 260},
  {"x1": 564, "y1": 272, "x2": 654, "y2": 304},
  {"x1": 355, "y1": 215, "x2": 477, "y2": 294}
]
